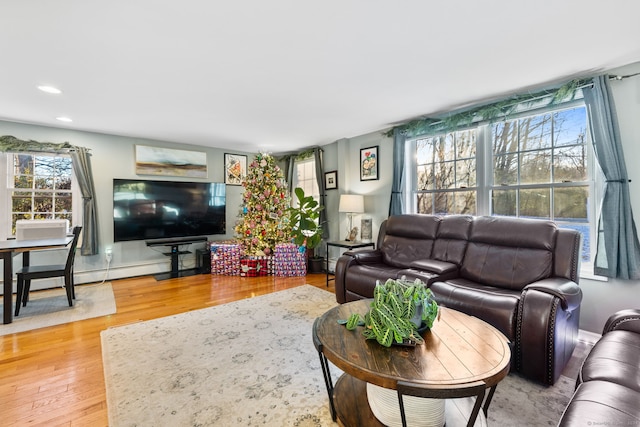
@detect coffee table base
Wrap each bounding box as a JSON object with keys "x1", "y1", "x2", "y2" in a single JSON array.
[{"x1": 333, "y1": 375, "x2": 487, "y2": 427}]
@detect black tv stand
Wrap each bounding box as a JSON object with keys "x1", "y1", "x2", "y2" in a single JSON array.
[{"x1": 145, "y1": 236, "x2": 208, "y2": 280}]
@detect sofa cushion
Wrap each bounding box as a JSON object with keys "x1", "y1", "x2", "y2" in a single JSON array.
[
  {"x1": 379, "y1": 215, "x2": 440, "y2": 268},
  {"x1": 381, "y1": 236, "x2": 437, "y2": 268},
  {"x1": 430, "y1": 278, "x2": 520, "y2": 341},
  {"x1": 408, "y1": 259, "x2": 458, "y2": 275},
  {"x1": 344, "y1": 264, "x2": 404, "y2": 299},
  {"x1": 461, "y1": 243, "x2": 552, "y2": 290},
  {"x1": 579, "y1": 330, "x2": 640, "y2": 393},
  {"x1": 558, "y1": 381, "x2": 640, "y2": 426},
  {"x1": 460, "y1": 216, "x2": 555, "y2": 290},
  {"x1": 431, "y1": 215, "x2": 472, "y2": 265}
]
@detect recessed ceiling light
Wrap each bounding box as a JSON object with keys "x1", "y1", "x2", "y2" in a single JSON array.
[
  {"x1": 56, "y1": 116, "x2": 73, "y2": 123},
  {"x1": 38, "y1": 85, "x2": 62, "y2": 94}
]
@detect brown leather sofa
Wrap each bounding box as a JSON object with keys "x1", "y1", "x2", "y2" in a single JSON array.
[
  {"x1": 334, "y1": 214, "x2": 582, "y2": 385},
  {"x1": 558, "y1": 309, "x2": 640, "y2": 426}
]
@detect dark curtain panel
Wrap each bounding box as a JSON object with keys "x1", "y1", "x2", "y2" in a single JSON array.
[
  {"x1": 284, "y1": 155, "x2": 294, "y2": 195},
  {"x1": 313, "y1": 147, "x2": 329, "y2": 239},
  {"x1": 583, "y1": 75, "x2": 640, "y2": 279},
  {"x1": 70, "y1": 147, "x2": 99, "y2": 256},
  {"x1": 389, "y1": 128, "x2": 406, "y2": 216}
]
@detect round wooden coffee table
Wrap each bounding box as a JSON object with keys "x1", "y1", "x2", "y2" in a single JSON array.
[{"x1": 313, "y1": 300, "x2": 511, "y2": 426}]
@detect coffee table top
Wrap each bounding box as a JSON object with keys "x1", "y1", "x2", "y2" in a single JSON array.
[{"x1": 314, "y1": 299, "x2": 511, "y2": 390}]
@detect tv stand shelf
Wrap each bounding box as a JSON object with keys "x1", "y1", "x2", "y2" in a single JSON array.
[
  {"x1": 162, "y1": 250, "x2": 191, "y2": 256},
  {"x1": 146, "y1": 237, "x2": 207, "y2": 280}
]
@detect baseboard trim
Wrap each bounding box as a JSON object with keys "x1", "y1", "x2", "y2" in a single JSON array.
[
  {"x1": 0, "y1": 261, "x2": 170, "y2": 294},
  {"x1": 578, "y1": 329, "x2": 601, "y2": 345}
]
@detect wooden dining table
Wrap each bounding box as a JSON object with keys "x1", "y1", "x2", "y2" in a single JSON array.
[{"x1": 0, "y1": 236, "x2": 74, "y2": 324}]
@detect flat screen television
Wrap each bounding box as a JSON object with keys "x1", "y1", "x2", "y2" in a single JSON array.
[{"x1": 113, "y1": 178, "x2": 226, "y2": 242}]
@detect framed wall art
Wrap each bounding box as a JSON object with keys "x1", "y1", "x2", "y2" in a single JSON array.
[
  {"x1": 360, "y1": 146, "x2": 378, "y2": 181},
  {"x1": 324, "y1": 170, "x2": 338, "y2": 190},
  {"x1": 224, "y1": 153, "x2": 247, "y2": 185},
  {"x1": 135, "y1": 145, "x2": 207, "y2": 178}
]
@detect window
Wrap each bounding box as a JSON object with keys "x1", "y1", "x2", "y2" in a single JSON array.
[
  {"x1": 415, "y1": 129, "x2": 477, "y2": 215},
  {"x1": 2, "y1": 152, "x2": 78, "y2": 238},
  {"x1": 410, "y1": 104, "x2": 597, "y2": 266},
  {"x1": 291, "y1": 157, "x2": 319, "y2": 206}
]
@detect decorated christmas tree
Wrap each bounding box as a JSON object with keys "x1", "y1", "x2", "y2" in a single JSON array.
[{"x1": 235, "y1": 153, "x2": 291, "y2": 256}]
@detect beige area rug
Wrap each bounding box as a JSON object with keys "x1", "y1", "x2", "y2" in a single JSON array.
[
  {"x1": 101, "y1": 285, "x2": 581, "y2": 426},
  {"x1": 0, "y1": 283, "x2": 116, "y2": 336}
]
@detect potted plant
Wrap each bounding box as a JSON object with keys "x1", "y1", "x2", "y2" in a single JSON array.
[
  {"x1": 343, "y1": 277, "x2": 439, "y2": 347},
  {"x1": 288, "y1": 187, "x2": 325, "y2": 273}
]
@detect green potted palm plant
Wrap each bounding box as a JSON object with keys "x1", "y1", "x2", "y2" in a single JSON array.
[
  {"x1": 343, "y1": 277, "x2": 439, "y2": 347},
  {"x1": 288, "y1": 187, "x2": 325, "y2": 273}
]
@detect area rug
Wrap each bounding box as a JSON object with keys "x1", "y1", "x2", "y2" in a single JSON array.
[
  {"x1": 101, "y1": 285, "x2": 581, "y2": 426},
  {"x1": 0, "y1": 283, "x2": 116, "y2": 336}
]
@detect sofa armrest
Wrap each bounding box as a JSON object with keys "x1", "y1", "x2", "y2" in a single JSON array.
[
  {"x1": 334, "y1": 254, "x2": 359, "y2": 304},
  {"x1": 409, "y1": 259, "x2": 457, "y2": 275},
  {"x1": 517, "y1": 281, "x2": 582, "y2": 384},
  {"x1": 523, "y1": 278, "x2": 582, "y2": 311},
  {"x1": 350, "y1": 249, "x2": 383, "y2": 265},
  {"x1": 602, "y1": 309, "x2": 640, "y2": 335}
]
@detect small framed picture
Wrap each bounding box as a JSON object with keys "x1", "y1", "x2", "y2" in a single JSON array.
[
  {"x1": 324, "y1": 170, "x2": 338, "y2": 190},
  {"x1": 224, "y1": 153, "x2": 247, "y2": 185},
  {"x1": 360, "y1": 146, "x2": 379, "y2": 181}
]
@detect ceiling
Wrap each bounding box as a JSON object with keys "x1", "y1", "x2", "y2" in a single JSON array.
[{"x1": 2, "y1": 1, "x2": 640, "y2": 155}]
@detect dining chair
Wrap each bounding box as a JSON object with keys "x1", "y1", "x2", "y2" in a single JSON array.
[
  {"x1": 14, "y1": 226, "x2": 82, "y2": 316},
  {"x1": 396, "y1": 379, "x2": 487, "y2": 427}
]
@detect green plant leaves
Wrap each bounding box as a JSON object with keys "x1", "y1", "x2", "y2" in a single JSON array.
[
  {"x1": 346, "y1": 313, "x2": 363, "y2": 330},
  {"x1": 287, "y1": 187, "x2": 324, "y2": 250},
  {"x1": 366, "y1": 278, "x2": 437, "y2": 346},
  {"x1": 338, "y1": 278, "x2": 438, "y2": 347}
]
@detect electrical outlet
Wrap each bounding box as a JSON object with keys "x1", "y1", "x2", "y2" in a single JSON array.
[{"x1": 105, "y1": 247, "x2": 113, "y2": 263}]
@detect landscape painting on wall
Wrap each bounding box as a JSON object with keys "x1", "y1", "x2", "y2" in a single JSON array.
[{"x1": 135, "y1": 145, "x2": 207, "y2": 178}]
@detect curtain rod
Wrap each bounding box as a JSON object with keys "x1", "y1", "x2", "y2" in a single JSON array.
[{"x1": 609, "y1": 71, "x2": 640, "y2": 81}]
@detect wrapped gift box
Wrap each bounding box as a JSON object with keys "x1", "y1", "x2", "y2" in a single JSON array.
[
  {"x1": 274, "y1": 243, "x2": 307, "y2": 276},
  {"x1": 240, "y1": 256, "x2": 269, "y2": 277},
  {"x1": 265, "y1": 255, "x2": 274, "y2": 275},
  {"x1": 210, "y1": 243, "x2": 242, "y2": 276}
]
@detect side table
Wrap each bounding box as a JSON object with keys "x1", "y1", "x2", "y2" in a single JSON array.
[
  {"x1": 325, "y1": 240, "x2": 375, "y2": 287},
  {"x1": 313, "y1": 300, "x2": 511, "y2": 426}
]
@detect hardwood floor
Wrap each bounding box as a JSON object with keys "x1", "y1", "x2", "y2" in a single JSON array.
[{"x1": 0, "y1": 272, "x2": 333, "y2": 427}]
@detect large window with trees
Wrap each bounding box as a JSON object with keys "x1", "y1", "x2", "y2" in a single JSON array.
[
  {"x1": 3, "y1": 152, "x2": 75, "y2": 236},
  {"x1": 411, "y1": 104, "x2": 596, "y2": 265}
]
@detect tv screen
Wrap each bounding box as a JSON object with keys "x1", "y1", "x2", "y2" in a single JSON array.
[{"x1": 113, "y1": 178, "x2": 226, "y2": 242}]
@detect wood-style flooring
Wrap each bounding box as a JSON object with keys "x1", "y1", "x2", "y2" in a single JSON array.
[
  {"x1": 0, "y1": 272, "x2": 332, "y2": 426},
  {"x1": 0, "y1": 272, "x2": 592, "y2": 426}
]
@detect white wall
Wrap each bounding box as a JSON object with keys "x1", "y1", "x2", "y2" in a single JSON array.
[
  {"x1": 320, "y1": 133, "x2": 393, "y2": 252},
  {"x1": 0, "y1": 121, "x2": 250, "y2": 288}
]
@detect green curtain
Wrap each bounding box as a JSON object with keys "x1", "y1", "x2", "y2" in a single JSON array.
[
  {"x1": 583, "y1": 76, "x2": 640, "y2": 279},
  {"x1": 389, "y1": 128, "x2": 406, "y2": 216}
]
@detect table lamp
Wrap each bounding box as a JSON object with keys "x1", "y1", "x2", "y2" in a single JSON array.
[{"x1": 339, "y1": 194, "x2": 364, "y2": 241}]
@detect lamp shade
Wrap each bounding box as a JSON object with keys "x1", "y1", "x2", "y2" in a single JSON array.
[{"x1": 339, "y1": 194, "x2": 364, "y2": 213}]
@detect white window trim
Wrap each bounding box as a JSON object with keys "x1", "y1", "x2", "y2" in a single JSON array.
[
  {"x1": 1, "y1": 152, "x2": 82, "y2": 240},
  {"x1": 291, "y1": 156, "x2": 320, "y2": 206}
]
